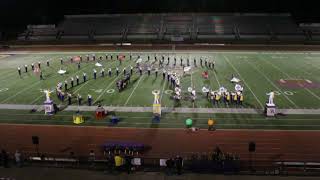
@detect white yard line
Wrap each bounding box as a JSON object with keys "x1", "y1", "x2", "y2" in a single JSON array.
[
  {"x1": 1, "y1": 81, "x2": 42, "y2": 103},
  {"x1": 93, "y1": 77, "x2": 119, "y2": 104},
  {"x1": 262, "y1": 57, "x2": 320, "y2": 101},
  {"x1": 159, "y1": 80, "x2": 167, "y2": 103},
  {"x1": 124, "y1": 76, "x2": 144, "y2": 106},
  {"x1": 223, "y1": 55, "x2": 264, "y2": 109},
  {"x1": 245, "y1": 58, "x2": 298, "y2": 108},
  {"x1": 190, "y1": 69, "x2": 193, "y2": 87},
  {"x1": 212, "y1": 70, "x2": 221, "y2": 87},
  {"x1": 28, "y1": 58, "x2": 95, "y2": 105},
  {"x1": 94, "y1": 62, "x2": 134, "y2": 104}
]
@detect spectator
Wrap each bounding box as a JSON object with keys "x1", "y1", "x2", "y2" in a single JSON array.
[
  {"x1": 114, "y1": 153, "x2": 123, "y2": 171},
  {"x1": 14, "y1": 150, "x2": 22, "y2": 167},
  {"x1": 165, "y1": 158, "x2": 174, "y2": 175},
  {"x1": 175, "y1": 155, "x2": 183, "y2": 175},
  {"x1": 125, "y1": 154, "x2": 132, "y2": 174},
  {"x1": 89, "y1": 150, "x2": 95, "y2": 167},
  {"x1": 1, "y1": 149, "x2": 9, "y2": 168}
]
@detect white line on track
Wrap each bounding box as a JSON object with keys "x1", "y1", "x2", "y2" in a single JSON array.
[
  {"x1": 223, "y1": 55, "x2": 264, "y2": 109},
  {"x1": 245, "y1": 58, "x2": 298, "y2": 108},
  {"x1": 261, "y1": 56, "x2": 320, "y2": 101},
  {"x1": 124, "y1": 75, "x2": 144, "y2": 106}
]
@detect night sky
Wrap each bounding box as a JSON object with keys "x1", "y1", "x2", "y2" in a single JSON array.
[{"x1": 0, "y1": 0, "x2": 318, "y2": 30}]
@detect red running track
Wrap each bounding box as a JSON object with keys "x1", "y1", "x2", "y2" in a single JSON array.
[{"x1": 0, "y1": 124, "x2": 319, "y2": 162}]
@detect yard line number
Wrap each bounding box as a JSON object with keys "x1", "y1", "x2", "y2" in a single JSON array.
[{"x1": 273, "y1": 91, "x2": 295, "y2": 96}]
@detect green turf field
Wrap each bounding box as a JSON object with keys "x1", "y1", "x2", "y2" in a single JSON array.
[{"x1": 0, "y1": 50, "x2": 319, "y2": 129}]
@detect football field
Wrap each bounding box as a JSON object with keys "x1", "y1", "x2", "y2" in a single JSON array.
[{"x1": 0, "y1": 50, "x2": 319, "y2": 129}]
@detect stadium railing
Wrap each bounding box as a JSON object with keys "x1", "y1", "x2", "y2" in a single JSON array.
[{"x1": 13, "y1": 152, "x2": 320, "y2": 176}]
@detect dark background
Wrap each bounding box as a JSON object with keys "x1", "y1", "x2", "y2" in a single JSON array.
[{"x1": 0, "y1": 0, "x2": 318, "y2": 32}]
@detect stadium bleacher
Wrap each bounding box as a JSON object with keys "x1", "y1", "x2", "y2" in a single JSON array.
[{"x1": 17, "y1": 13, "x2": 312, "y2": 43}]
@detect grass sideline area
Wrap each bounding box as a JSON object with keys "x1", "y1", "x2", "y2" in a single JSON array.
[
  {"x1": 0, "y1": 50, "x2": 319, "y2": 130},
  {"x1": 0, "y1": 109, "x2": 320, "y2": 130}
]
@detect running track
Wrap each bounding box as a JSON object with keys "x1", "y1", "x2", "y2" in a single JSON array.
[{"x1": 0, "y1": 124, "x2": 320, "y2": 163}]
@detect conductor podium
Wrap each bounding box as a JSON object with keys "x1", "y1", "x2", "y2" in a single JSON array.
[{"x1": 265, "y1": 103, "x2": 276, "y2": 117}]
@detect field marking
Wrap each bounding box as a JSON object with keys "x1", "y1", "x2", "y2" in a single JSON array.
[
  {"x1": 223, "y1": 55, "x2": 264, "y2": 109},
  {"x1": 124, "y1": 76, "x2": 145, "y2": 106},
  {"x1": 93, "y1": 77, "x2": 119, "y2": 104},
  {"x1": 159, "y1": 80, "x2": 167, "y2": 103},
  {"x1": 245, "y1": 58, "x2": 298, "y2": 108},
  {"x1": 3, "y1": 117, "x2": 320, "y2": 129},
  {"x1": 29, "y1": 59, "x2": 94, "y2": 105},
  {"x1": 94, "y1": 61, "x2": 134, "y2": 104},
  {"x1": 261, "y1": 56, "x2": 320, "y2": 101},
  {"x1": 1, "y1": 81, "x2": 42, "y2": 103},
  {"x1": 2, "y1": 112, "x2": 320, "y2": 121}
]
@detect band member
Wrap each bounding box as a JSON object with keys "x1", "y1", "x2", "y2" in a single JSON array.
[
  {"x1": 83, "y1": 73, "x2": 87, "y2": 82},
  {"x1": 139, "y1": 66, "x2": 142, "y2": 76},
  {"x1": 180, "y1": 58, "x2": 183, "y2": 66},
  {"x1": 67, "y1": 93, "x2": 72, "y2": 105},
  {"x1": 155, "y1": 68, "x2": 158, "y2": 77},
  {"x1": 147, "y1": 67, "x2": 151, "y2": 76},
  {"x1": 162, "y1": 69, "x2": 166, "y2": 79},
  {"x1": 80, "y1": 55, "x2": 82, "y2": 62},
  {"x1": 61, "y1": 92, "x2": 65, "y2": 102},
  {"x1": 187, "y1": 59, "x2": 190, "y2": 66},
  {"x1": 101, "y1": 68, "x2": 105, "y2": 77},
  {"x1": 38, "y1": 61, "x2": 41, "y2": 69},
  {"x1": 40, "y1": 71, "x2": 43, "y2": 80},
  {"x1": 64, "y1": 80, "x2": 68, "y2": 90},
  {"x1": 77, "y1": 63, "x2": 81, "y2": 70},
  {"x1": 93, "y1": 69, "x2": 97, "y2": 79},
  {"x1": 71, "y1": 77, "x2": 74, "y2": 87},
  {"x1": 108, "y1": 68, "x2": 112, "y2": 77},
  {"x1": 31, "y1": 63, "x2": 34, "y2": 71},
  {"x1": 239, "y1": 93, "x2": 244, "y2": 105},
  {"x1": 24, "y1": 65, "x2": 28, "y2": 72},
  {"x1": 92, "y1": 54, "x2": 96, "y2": 61},
  {"x1": 130, "y1": 66, "x2": 133, "y2": 75},
  {"x1": 18, "y1": 67, "x2": 21, "y2": 76},
  {"x1": 87, "y1": 94, "x2": 92, "y2": 106},
  {"x1": 116, "y1": 67, "x2": 119, "y2": 76},
  {"x1": 76, "y1": 75, "x2": 79, "y2": 85},
  {"x1": 60, "y1": 58, "x2": 63, "y2": 65},
  {"x1": 123, "y1": 67, "x2": 126, "y2": 75},
  {"x1": 200, "y1": 58, "x2": 203, "y2": 66},
  {"x1": 47, "y1": 60, "x2": 50, "y2": 66},
  {"x1": 194, "y1": 58, "x2": 196, "y2": 66},
  {"x1": 77, "y1": 94, "x2": 82, "y2": 105}
]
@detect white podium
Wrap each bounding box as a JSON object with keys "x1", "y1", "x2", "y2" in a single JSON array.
[
  {"x1": 265, "y1": 103, "x2": 276, "y2": 117},
  {"x1": 44, "y1": 100, "x2": 54, "y2": 115}
]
